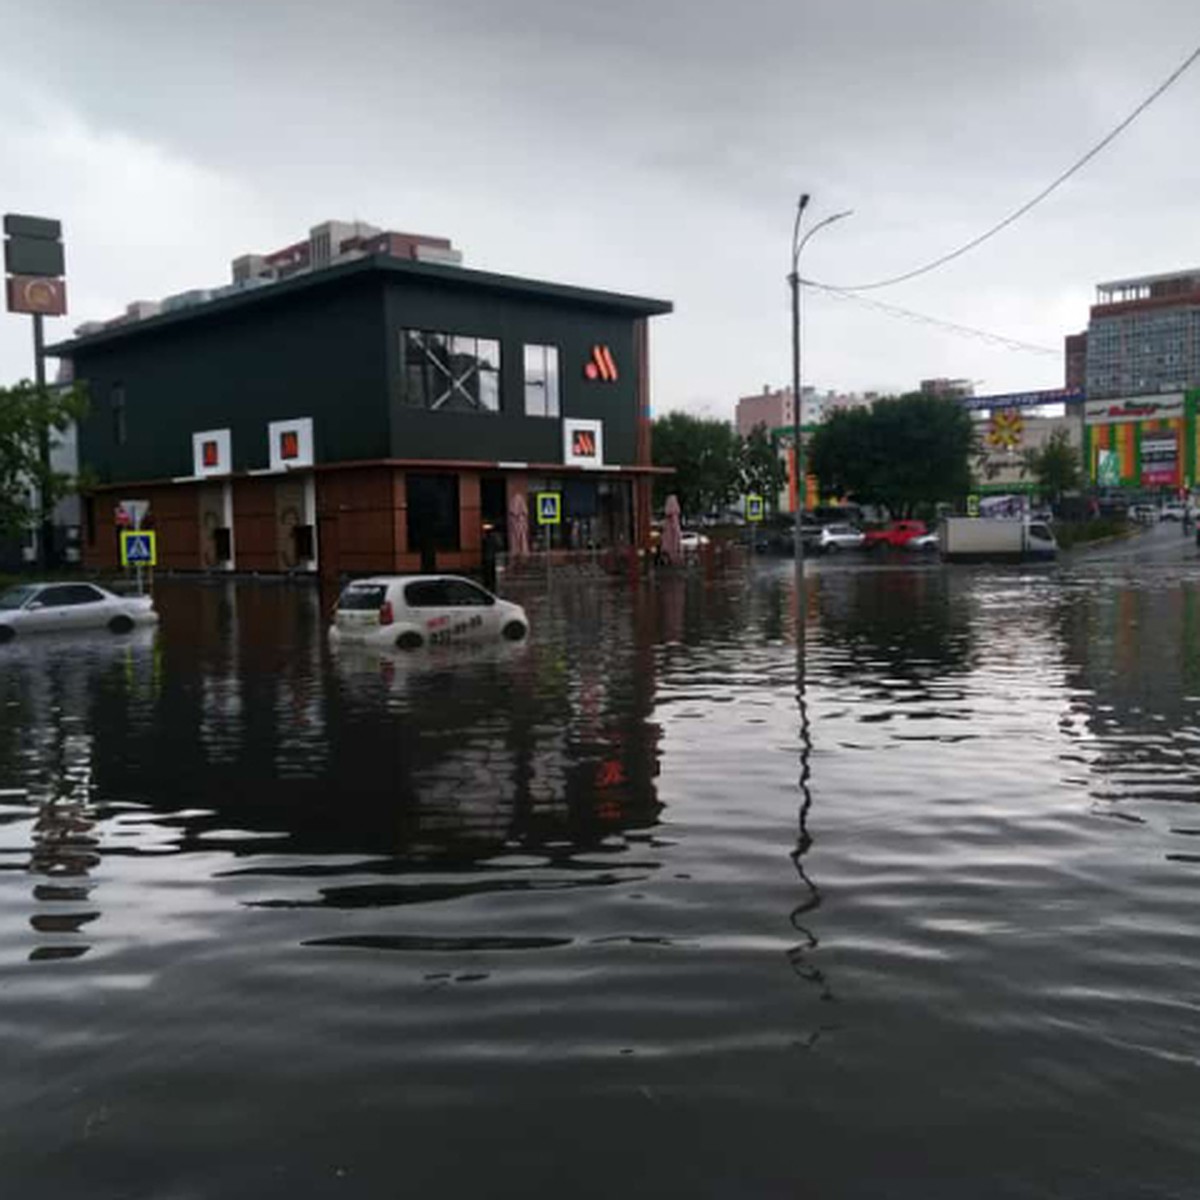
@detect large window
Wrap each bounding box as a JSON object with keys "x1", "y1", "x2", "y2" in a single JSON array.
[
  {"x1": 406, "y1": 473, "x2": 460, "y2": 553},
  {"x1": 523, "y1": 344, "x2": 560, "y2": 417},
  {"x1": 401, "y1": 330, "x2": 500, "y2": 413}
]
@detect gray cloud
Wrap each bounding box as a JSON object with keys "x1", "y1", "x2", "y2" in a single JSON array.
[{"x1": 1, "y1": 0, "x2": 1198, "y2": 410}]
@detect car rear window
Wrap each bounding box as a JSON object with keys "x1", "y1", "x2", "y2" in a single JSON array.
[{"x1": 338, "y1": 584, "x2": 388, "y2": 611}]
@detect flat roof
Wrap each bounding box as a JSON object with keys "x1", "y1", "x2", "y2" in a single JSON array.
[
  {"x1": 45, "y1": 253, "x2": 673, "y2": 356},
  {"x1": 1096, "y1": 268, "x2": 1200, "y2": 291}
]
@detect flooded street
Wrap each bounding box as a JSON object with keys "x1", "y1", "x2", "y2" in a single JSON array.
[{"x1": 4, "y1": 536, "x2": 1200, "y2": 1198}]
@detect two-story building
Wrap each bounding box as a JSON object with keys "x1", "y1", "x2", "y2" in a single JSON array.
[{"x1": 47, "y1": 252, "x2": 672, "y2": 579}]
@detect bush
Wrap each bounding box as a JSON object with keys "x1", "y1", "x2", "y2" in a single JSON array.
[{"x1": 1052, "y1": 518, "x2": 1130, "y2": 550}]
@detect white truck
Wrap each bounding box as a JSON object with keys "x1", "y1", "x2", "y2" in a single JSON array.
[{"x1": 939, "y1": 517, "x2": 1058, "y2": 563}]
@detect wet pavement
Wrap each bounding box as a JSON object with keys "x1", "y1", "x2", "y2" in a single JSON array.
[{"x1": 3, "y1": 538, "x2": 1200, "y2": 1197}]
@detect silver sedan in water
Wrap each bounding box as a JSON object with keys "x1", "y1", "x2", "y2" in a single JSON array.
[{"x1": 0, "y1": 581, "x2": 158, "y2": 643}]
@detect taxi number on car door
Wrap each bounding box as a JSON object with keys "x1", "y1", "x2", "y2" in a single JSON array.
[{"x1": 427, "y1": 614, "x2": 484, "y2": 645}]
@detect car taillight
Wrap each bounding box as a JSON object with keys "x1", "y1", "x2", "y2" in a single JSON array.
[{"x1": 379, "y1": 601, "x2": 394, "y2": 626}]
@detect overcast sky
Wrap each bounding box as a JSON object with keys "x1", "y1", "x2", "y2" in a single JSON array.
[{"x1": 1, "y1": 0, "x2": 1197, "y2": 416}]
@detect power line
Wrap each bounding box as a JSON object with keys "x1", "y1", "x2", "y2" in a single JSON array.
[
  {"x1": 807, "y1": 280, "x2": 1060, "y2": 356},
  {"x1": 807, "y1": 39, "x2": 1200, "y2": 292}
]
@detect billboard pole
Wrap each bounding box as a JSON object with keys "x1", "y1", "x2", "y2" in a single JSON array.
[
  {"x1": 5, "y1": 214, "x2": 68, "y2": 571},
  {"x1": 32, "y1": 312, "x2": 52, "y2": 568}
]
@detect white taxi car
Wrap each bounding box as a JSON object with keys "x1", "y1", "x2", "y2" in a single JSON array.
[
  {"x1": 330, "y1": 575, "x2": 529, "y2": 650},
  {"x1": 0, "y1": 581, "x2": 158, "y2": 643}
]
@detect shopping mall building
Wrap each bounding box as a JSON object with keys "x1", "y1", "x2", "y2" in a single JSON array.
[{"x1": 47, "y1": 233, "x2": 672, "y2": 578}]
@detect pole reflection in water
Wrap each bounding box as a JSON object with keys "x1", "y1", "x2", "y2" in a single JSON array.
[{"x1": 789, "y1": 569, "x2": 833, "y2": 1013}]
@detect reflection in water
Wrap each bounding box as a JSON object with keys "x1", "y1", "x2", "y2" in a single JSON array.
[
  {"x1": 789, "y1": 577, "x2": 832, "y2": 1023},
  {"x1": 7, "y1": 563, "x2": 1200, "y2": 1194}
]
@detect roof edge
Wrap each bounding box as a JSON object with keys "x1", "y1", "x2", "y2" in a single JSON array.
[{"x1": 45, "y1": 253, "x2": 673, "y2": 356}]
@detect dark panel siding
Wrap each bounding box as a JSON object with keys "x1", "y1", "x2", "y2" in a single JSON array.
[
  {"x1": 72, "y1": 277, "x2": 389, "y2": 485},
  {"x1": 383, "y1": 280, "x2": 641, "y2": 465}
]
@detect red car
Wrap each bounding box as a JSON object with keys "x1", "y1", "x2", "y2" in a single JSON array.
[{"x1": 862, "y1": 519, "x2": 928, "y2": 550}]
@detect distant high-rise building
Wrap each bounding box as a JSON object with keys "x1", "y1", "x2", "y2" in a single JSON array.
[
  {"x1": 735, "y1": 384, "x2": 873, "y2": 438},
  {"x1": 1085, "y1": 269, "x2": 1200, "y2": 398},
  {"x1": 736, "y1": 385, "x2": 794, "y2": 438},
  {"x1": 920, "y1": 377, "x2": 974, "y2": 399}
]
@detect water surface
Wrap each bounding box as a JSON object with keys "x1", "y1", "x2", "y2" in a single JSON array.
[{"x1": 3, "y1": 534, "x2": 1200, "y2": 1197}]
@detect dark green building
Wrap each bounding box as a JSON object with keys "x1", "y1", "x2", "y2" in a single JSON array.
[{"x1": 48, "y1": 253, "x2": 671, "y2": 577}]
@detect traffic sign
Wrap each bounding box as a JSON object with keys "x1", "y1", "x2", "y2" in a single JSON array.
[
  {"x1": 746, "y1": 494, "x2": 765, "y2": 522},
  {"x1": 120, "y1": 530, "x2": 157, "y2": 566},
  {"x1": 536, "y1": 492, "x2": 561, "y2": 526},
  {"x1": 966, "y1": 494, "x2": 980, "y2": 518}
]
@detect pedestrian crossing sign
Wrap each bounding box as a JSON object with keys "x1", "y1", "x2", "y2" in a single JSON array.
[
  {"x1": 747, "y1": 494, "x2": 764, "y2": 522},
  {"x1": 120, "y1": 530, "x2": 157, "y2": 566},
  {"x1": 536, "y1": 492, "x2": 561, "y2": 526}
]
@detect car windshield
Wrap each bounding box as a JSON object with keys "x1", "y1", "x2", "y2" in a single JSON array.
[
  {"x1": 826, "y1": 525, "x2": 855, "y2": 535},
  {"x1": 338, "y1": 584, "x2": 388, "y2": 611},
  {"x1": 0, "y1": 585, "x2": 38, "y2": 611}
]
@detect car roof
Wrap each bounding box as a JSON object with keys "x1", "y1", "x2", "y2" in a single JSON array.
[
  {"x1": 13, "y1": 580, "x2": 104, "y2": 590},
  {"x1": 344, "y1": 575, "x2": 481, "y2": 587}
]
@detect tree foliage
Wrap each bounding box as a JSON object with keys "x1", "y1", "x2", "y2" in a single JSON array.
[
  {"x1": 0, "y1": 380, "x2": 89, "y2": 539},
  {"x1": 651, "y1": 412, "x2": 742, "y2": 518},
  {"x1": 809, "y1": 393, "x2": 976, "y2": 517},
  {"x1": 1022, "y1": 428, "x2": 1081, "y2": 506},
  {"x1": 739, "y1": 422, "x2": 787, "y2": 515}
]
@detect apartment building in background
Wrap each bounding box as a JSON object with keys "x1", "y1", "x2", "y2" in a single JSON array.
[{"x1": 1083, "y1": 269, "x2": 1200, "y2": 399}]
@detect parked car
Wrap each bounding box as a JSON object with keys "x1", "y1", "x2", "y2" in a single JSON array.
[
  {"x1": 754, "y1": 515, "x2": 820, "y2": 555},
  {"x1": 1160, "y1": 502, "x2": 1188, "y2": 522},
  {"x1": 1130, "y1": 504, "x2": 1159, "y2": 524},
  {"x1": 680, "y1": 530, "x2": 711, "y2": 555},
  {"x1": 330, "y1": 575, "x2": 529, "y2": 650},
  {"x1": 818, "y1": 524, "x2": 866, "y2": 553},
  {"x1": 863, "y1": 519, "x2": 928, "y2": 550},
  {"x1": 0, "y1": 581, "x2": 158, "y2": 643},
  {"x1": 905, "y1": 531, "x2": 940, "y2": 552}
]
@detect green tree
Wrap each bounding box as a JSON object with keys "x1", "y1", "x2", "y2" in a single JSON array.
[
  {"x1": 809, "y1": 393, "x2": 975, "y2": 517},
  {"x1": 1022, "y1": 427, "x2": 1081, "y2": 508},
  {"x1": 0, "y1": 380, "x2": 89, "y2": 540},
  {"x1": 651, "y1": 411, "x2": 741, "y2": 519},
  {"x1": 739, "y1": 422, "x2": 786, "y2": 515}
]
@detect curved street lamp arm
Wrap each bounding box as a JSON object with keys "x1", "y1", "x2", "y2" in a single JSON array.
[{"x1": 795, "y1": 209, "x2": 854, "y2": 268}]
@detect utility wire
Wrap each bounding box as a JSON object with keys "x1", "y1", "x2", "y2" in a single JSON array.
[
  {"x1": 806, "y1": 39, "x2": 1200, "y2": 292},
  {"x1": 808, "y1": 280, "x2": 1059, "y2": 356}
]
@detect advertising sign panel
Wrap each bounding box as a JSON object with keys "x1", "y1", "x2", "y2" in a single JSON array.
[
  {"x1": 1085, "y1": 394, "x2": 1184, "y2": 425},
  {"x1": 1096, "y1": 449, "x2": 1121, "y2": 486},
  {"x1": 961, "y1": 387, "x2": 1084, "y2": 413},
  {"x1": 5, "y1": 275, "x2": 67, "y2": 315},
  {"x1": 1141, "y1": 434, "x2": 1178, "y2": 486}
]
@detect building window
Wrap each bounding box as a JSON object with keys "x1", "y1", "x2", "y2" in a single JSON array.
[
  {"x1": 523, "y1": 344, "x2": 560, "y2": 417},
  {"x1": 111, "y1": 383, "x2": 127, "y2": 446},
  {"x1": 401, "y1": 330, "x2": 500, "y2": 413}
]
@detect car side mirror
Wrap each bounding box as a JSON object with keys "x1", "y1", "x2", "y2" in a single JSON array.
[{"x1": 26, "y1": 601, "x2": 43, "y2": 610}]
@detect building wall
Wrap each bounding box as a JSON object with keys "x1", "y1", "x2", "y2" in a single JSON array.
[
  {"x1": 1065, "y1": 332, "x2": 1087, "y2": 391},
  {"x1": 736, "y1": 388, "x2": 793, "y2": 439},
  {"x1": 976, "y1": 414, "x2": 1082, "y2": 492},
  {"x1": 73, "y1": 274, "x2": 390, "y2": 484},
  {"x1": 1082, "y1": 390, "x2": 1199, "y2": 489},
  {"x1": 382, "y1": 279, "x2": 643, "y2": 466},
  {"x1": 1086, "y1": 303, "x2": 1200, "y2": 399}
]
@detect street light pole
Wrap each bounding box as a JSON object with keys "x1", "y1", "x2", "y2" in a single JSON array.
[{"x1": 789, "y1": 198, "x2": 853, "y2": 570}]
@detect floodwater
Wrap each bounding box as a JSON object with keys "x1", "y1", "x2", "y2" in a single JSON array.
[{"x1": 3, "y1": 527, "x2": 1200, "y2": 1198}]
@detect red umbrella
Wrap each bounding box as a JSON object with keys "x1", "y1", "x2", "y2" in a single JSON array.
[
  {"x1": 508, "y1": 491, "x2": 530, "y2": 560},
  {"x1": 662, "y1": 494, "x2": 683, "y2": 566}
]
